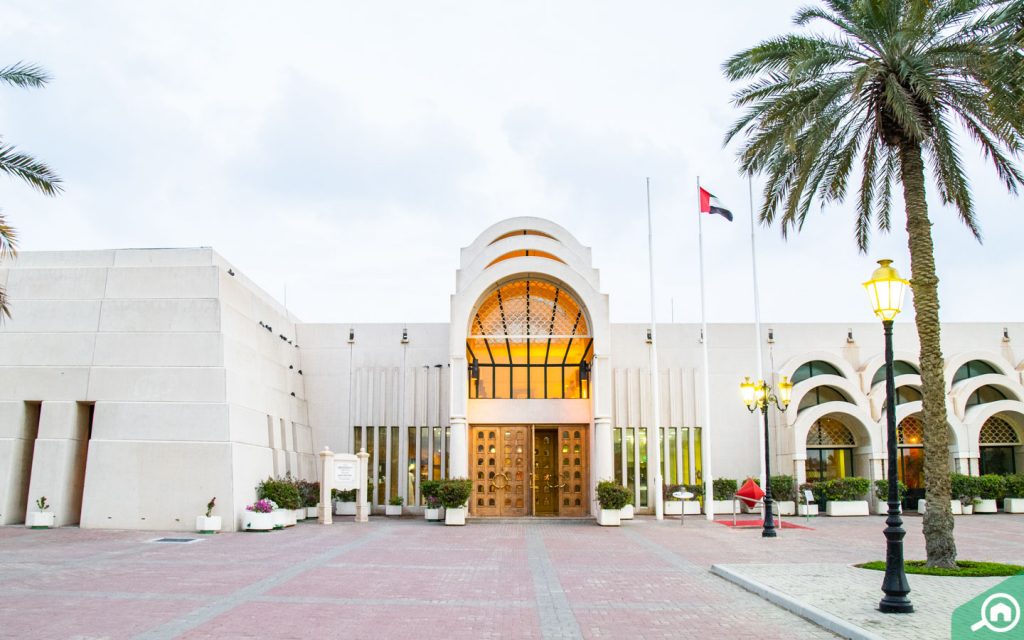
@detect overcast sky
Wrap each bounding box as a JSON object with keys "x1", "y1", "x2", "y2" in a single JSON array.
[{"x1": 1, "y1": 1, "x2": 1021, "y2": 325}]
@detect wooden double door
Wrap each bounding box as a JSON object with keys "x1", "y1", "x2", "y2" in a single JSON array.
[{"x1": 470, "y1": 425, "x2": 588, "y2": 517}]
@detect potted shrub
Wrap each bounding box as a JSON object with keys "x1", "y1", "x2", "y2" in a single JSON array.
[
  {"x1": 974, "y1": 474, "x2": 1006, "y2": 513},
  {"x1": 26, "y1": 496, "x2": 55, "y2": 529},
  {"x1": 712, "y1": 478, "x2": 738, "y2": 515},
  {"x1": 872, "y1": 480, "x2": 908, "y2": 515},
  {"x1": 257, "y1": 476, "x2": 301, "y2": 528},
  {"x1": 386, "y1": 496, "x2": 403, "y2": 516},
  {"x1": 664, "y1": 484, "x2": 684, "y2": 515},
  {"x1": 822, "y1": 477, "x2": 871, "y2": 516},
  {"x1": 302, "y1": 481, "x2": 320, "y2": 518},
  {"x1": 1004, "y1": 474, "x2": 1024, "y2": 514},
  {"x1": 439, "y1": 479, "x2": 472, "y2": 525},
  {"x1": 771, "y1": 475, "x2": 797, "y2": 516},
  {"x1": 333, "y1": 488, "x2": 357, "y2": 515},
  {"x1": 421, "y1": 480, "x2": 444, "y2": 521},
  {"x1": 946, "y1": 473, "x2": 980, "y2": 515},
  {"x1": 196, "y1": 497, "x2": 221, "y2": 534},
  {"x1": 243, "y1": 498, "x2": 276, "y2": 531},
  {"x1": 596, "y1": 480, "x2": 633, "y2": 526},
  {"x1": 798, "y1": 483, "x2": 819, "y2": 516}
]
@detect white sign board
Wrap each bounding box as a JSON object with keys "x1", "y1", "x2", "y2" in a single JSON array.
[{"x1": 333, "y1": 454, "x2": 359, "y2": 490}]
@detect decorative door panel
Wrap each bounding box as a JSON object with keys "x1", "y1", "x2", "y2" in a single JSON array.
[
  {"x1": 470, "y1": 426, "x2": 529, "y2": 517},
  {"x1": 533, "y1": 430, "x2": 558, "y2": 515},
  {"x1": 557, "y1": 426, "x2": 588, "y2": 516}
]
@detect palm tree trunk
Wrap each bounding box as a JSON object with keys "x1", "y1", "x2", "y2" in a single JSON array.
[{"x1": 899, "y1": 141, "x2": 957, "y2": 569}]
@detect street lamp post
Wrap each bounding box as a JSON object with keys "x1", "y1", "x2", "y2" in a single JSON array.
[
  {"x1": 864, "y1": 259, "x2": 914, "y2": 614},
  {"x1": 740, "y1": 376, "x2": 792, "y2": 538}
]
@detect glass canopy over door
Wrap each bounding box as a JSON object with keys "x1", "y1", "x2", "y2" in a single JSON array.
[{"x1": 467, "y1": 278, "x2": 592, "y2": 399}]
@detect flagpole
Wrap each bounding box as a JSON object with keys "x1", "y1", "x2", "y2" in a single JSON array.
[
  {"x1": 698, "y1": 176, "x2": 714, "y2": 521},
  {"x1": 749, "y1": 176, "x2": 767, "y2": 489},
  {"x1": 646, "y1": 177, "x2": 664, "y2": 521}
]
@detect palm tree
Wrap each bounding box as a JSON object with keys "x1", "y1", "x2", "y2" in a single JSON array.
[
  {"x1": 724, "y1": 0, "x2": 1023, "y2": 569},
  {"x1": 0, "y1": 61, "x2": 63, "y2": 318}
]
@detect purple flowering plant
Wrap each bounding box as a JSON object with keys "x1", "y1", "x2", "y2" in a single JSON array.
[{"x1": 246, "y1": 498, "x2": 276, "y2": 513}]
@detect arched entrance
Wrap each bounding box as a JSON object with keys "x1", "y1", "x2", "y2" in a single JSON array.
[{"x1": 465, "y1": 277, "x2": 593, "y2": 517}]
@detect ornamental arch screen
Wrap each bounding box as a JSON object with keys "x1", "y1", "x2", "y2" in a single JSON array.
[
  {"x1": 979, "y1": 415, "x2": 1021, "y2": 475},
  {"x1": 467, "y1": 278, "x2": 593, "y2": 399},
  {"x1": 896, "y1": 416, "x2": 925, "y2": 496},
  {"x1": 805, "y1": 417, "x2": 856, "y2": 482}
]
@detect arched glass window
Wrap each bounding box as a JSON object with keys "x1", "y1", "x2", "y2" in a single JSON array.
[
  {"x1": 467, "y1": 278, "x2": 591, "y2": 399},
  {"x1": 895, "y1": 386, "x2": 922, "y2": 405},
  {"x1": 953, "y1": 360, "x2": 999, "y2": 383},
  {"x1": 805, "y1": 417, "x2": 855, "y2": 482},
  {"x1": 791, "y1": 360, "x2": 844, "y2": 384},
  {"x1": 797, "y1": 385, "x2": 852, "y2": 413},
  {"x1": 966, "y1": 385, "x2": 1008, "y2": 408},
  {"x1": 979, "y1": 415, "x2": 1021, "y2": 475},
  {"x1": 486, "y1": 250, "x2": 566, "y2": 269},
  {"x1": 896, "y1": 416, "x2": 925, "y2": 494},
  {"x1": 871, "y1": 360, "x2": 920, "y2": 386}
]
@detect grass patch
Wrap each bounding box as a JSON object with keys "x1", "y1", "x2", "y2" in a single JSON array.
[{"x1": 857, "y1": 560, "x2": 1024, "y2": 577}]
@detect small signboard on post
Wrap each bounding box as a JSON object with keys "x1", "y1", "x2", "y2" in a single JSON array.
[{"x1": 334, "y1": 456, "x2": 358, "y2": 490}]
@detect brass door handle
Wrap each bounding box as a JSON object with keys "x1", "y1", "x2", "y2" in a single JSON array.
[{"x1": 490, "y1": 472, "x2": 509, "y2": 490}]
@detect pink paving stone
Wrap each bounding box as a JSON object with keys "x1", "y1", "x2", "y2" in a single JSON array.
[
  {"x1": 0, "y1": 595, "x2": 196, "y2": 640},
  {"x1": 178, "y1": 602, "x2": 542, "y2": 640}
]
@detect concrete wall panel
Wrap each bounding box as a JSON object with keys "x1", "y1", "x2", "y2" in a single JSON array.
[
  {"x1": 98, "y1": 299, "x2": 221, "y2": 332},
  {"x1": 104, "y1": 266, "x2": 219, "y2": 299},
  {"x1": 91, "y1": 402, "x2": 229, "y2": 441},
  {"x1": 5, "y1": 268, "x2": 108, "y2": 300},
  {"x1": 112, "y1": 247, "x2": 213, "y2": 267},
  {"x1": 0, "y1": 367, "x2": 91, "y2": 401},
  {"x1": 0, "y1": 333, "x2": 96, "y2": 367},
  {"x1": 93, "y1": 333, "x2": 223, "y2": 367},
  {"x1": 0, "y1": 300, "x2": 102, "y2": 333},
  {"x1": 87, "y1": 367, "x2": 226, "y2": 403}
]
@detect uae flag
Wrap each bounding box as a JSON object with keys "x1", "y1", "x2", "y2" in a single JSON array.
[{"x1": 699, "y1": 187, "x2": 734, "y2": 221}]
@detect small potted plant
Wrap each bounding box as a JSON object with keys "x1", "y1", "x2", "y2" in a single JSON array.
[
  {"x1": 26, "y1": 496, "x2": 55, "y2": 529},
  {"x1": 974, "y1": 474, "x2": 1006, "y2": 514},
  {"x1": 439, "y1": 479, "x2": 472, "y2": 525},
  {"x1": 872, "y1": 480, "x2": 908, "y2": 515},
  {"x1": 243, "y1": 498, "x2": 276, "y2": 531},
  {"x1": 596, "y1": 480, "x2": 632, "y2": 526},
  {"x1": 421, "y1": 480, "x2": 444, "y2": 521},
  {"x1": 257, "y1": 477, "x2": 301, "y2": 528},
  {"x1": 300, "y1": 481, "x2": 321, "y2": 519},
  {"x1": 712, "y1": 478, "x2": 738, "y2": 515},
  {"x1": 386, "y1": 496, "x2": 403, "y2": 516},
  {"x1": 1004, "y1": 474, "x2": 1024, "y2": 514},
  {"x1": 196, "y1": 497, "x2": 221, "y2": 533},
  {"x1": 333, "y1": 488, "x2": 357, "y2": 515}
]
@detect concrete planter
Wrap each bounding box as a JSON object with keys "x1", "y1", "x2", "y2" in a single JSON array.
[
  {"x1": 620, "y1": 504, "x2": 634, "y2": 520},
  {"x1": 597, "y1": 508, "x2": 621, "y2": 526},
  {"x1": 683, "y1": 501, "x2": 701, "y2": 515},
  {"x1": 306, "y1": 506, "x2": 318, "y2": 518},
  {"x1": 665, "y1": 500, "x2": 682, "y2": 515},
  {"x1": 798, "y1": 504, "x2": 818, "y2": 516},
  {"x1": 962, "y1": 504, "x2": 974, "y2": 515},
  {"x1": 294, "y1": 508, "x2": 306, "y2": 521},
  {"x1": 825, "y1": 501, "x2": 869, "y2": 516},
  {"x1": 335, "y1": 501, "x2": 356, "y2": 516},
  {"x1": 243, "y1": 512, "x2": 274, "y2": 531},
  {"x1": 26, "y1": 512, "x2": 55, "y2": 529},
  {"x1": 873, "y1": 500, "x2": 904, "y2": 515},
  {"x1": 195, "y1": 515, "x2": 221, "y2": 533},
  {"x1": 776, "y1": 501, "x2": 796, "y2": 516},
  {"x1": 919, "y1": 499, "x2": 965, "y2": 515},
  {"x1": 424, "y1": 507, "x2": 443, "y2": 521},
  {"x1": 444, "y1": 507, "x2": 467, "y2": 526},
  {"x1": 385, "y1": 505, "x2": 402, "y2": 516},
  {"x1": 712, "y1": 500, "x2": 735, "y2": 515},
  {"x1": 272, "y1": 508, "x2": 296, "y2": 528},
  {"x1": 1004, "y1": 498, "x2": 1024, "y2": 513},
  {"x1": 975, "y1": 499, "x2": 998, "y2": 514}
]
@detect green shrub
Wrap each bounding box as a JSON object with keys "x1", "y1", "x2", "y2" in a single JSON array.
[
  {"x1": 712, "y1": 478, "x2": 738, "y2": 500},
  {"x1": 977, "y1": 474, "x2": 1007, "y2": 500},
  {"x1": 296, "y1": 480, "x2": 320, "y2": 507},
  {"x1": 332, "y1": 488, "x2": 357, "y2": 502},
  {"x1": 873, "y1": 479, "x2": 908, "y2": 502},
  {"x1": 256, "y1": 477, "x2": 302, "y2": 510},
  {"x1": 421, "y1": 480, "x2": 443, "y2": 501},
  {"x1": 950, "y1": 473, "x2": 980, "y2": 505},
  {"x1": 389, "y1": 496, "x2": 403, "y2": 506},
  {"x1": 438, "y1": 479, "x2": 472, "y2": 509},
  {"x1": 819, "y1": 477, "x2": 871, "y2": 502},
  {"x1": 683, "y1": 484, "x2": 703, "y2": 501},
  {"x1": 597, "y1": 481, "x2": 633, "y2": 509},
  {"x1": 1004, "y1": 474, "x2": 1024, "y2": 499},
  {"x1": 770, "y1": 475, "x2": 796, "y2": 502}
]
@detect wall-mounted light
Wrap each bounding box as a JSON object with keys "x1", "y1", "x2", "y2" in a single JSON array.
[
  {"x1": 227, "y1": 269, "x2": 235, "y2": 276},
  {"x1": 470, "y1": 358, "x2": 480, "y2": 382},
  {"x1": 646, "y1": 329, "x2": 652, "y2": 344},
  {"x1": 1003, "y1": 327, "x2": 1011, "y2": 343},
  {"x1": 290, "y1": 392, "x2": 296, "y2": 397},
  {"x1": 297, "y1": 369, "x2": 303, "y2": 375},
  {"x1": 768, "y1": 328, "x2": 775, "y2": 344},
  {"x1": 401, "y1": 327, "x2": 409, "y2": 344},
  {"x1": 847, "y1": 328, "x2": 855, "y2": 344},
  {"x1": 289, "y1": 365, "x2": 294, "y2": 370},
  {"x1": 348, "y1": 328, "x2": 355, "y2": 343},
  {"x1": 699, "y1": 328, "x2": 704, "y2": 344},
  {"x1": 580, "y1": 361, "x2": 590, "y2": 382}
]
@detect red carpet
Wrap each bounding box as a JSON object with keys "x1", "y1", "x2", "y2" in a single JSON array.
[{"x1": 716, "y1": 519, "x2": 813, "y2": 530}]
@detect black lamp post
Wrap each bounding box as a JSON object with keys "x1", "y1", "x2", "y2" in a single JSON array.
[
  {"x1": 740, "y1": 376, "x2": 792, "y2": 538},
  {"x1": 864, "y1": 259, "x2": 913, "y2": 614}
]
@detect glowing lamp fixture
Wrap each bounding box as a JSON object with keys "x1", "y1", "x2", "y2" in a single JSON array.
[{"x1": 863, "y1": 259, "x2": 909, "y2": 322}]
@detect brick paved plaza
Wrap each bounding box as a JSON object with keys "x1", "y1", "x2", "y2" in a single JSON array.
[{"x1": 1, "y1": 514, "x2": 1021, "y2": 639}]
